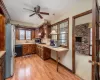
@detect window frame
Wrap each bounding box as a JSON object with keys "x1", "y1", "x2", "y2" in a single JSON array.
[
  {"x1": 26, "y1": 30, "x2": 32, "y2": 40},
  {"x1": 19, "y1": 29, "x2": 26, "y2": 40},
  {"x1": 51, "y1": 18, "x2": 69, "y2": 48},
  {"x1": 19, "y1": 28, "x2": 32, "y2": 40}
]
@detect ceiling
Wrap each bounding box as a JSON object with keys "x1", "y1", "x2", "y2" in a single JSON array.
[{"x1": 3, "y1": 0, "x2": 81, "y2": 27}]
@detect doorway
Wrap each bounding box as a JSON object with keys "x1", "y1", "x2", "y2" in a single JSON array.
[
  {"x1": 73, "y1": 12, "x2": 92, "y2": 80},
  {"x1": 72, "y1": 0, "x2": 100, "y2": 80}
]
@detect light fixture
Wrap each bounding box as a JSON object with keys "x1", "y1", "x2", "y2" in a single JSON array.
[
  {"x1": 50, "y1": 30, "x2": 57, "y2": 35},
  {"x1": 38, "y1": 33, "x2": 41, "y2": 36}
]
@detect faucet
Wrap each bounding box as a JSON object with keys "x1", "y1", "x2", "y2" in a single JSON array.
[{"x1": 26, "y1": 40, "x2": 28, "y2": 43}]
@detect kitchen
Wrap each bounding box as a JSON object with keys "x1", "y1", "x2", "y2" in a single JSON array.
[
  {"x1": 15, "y1": 19, "x2": 69, "y2": 71},
  {"x1": 0, "y1": 0, "x2": 100, "y2": 80}
]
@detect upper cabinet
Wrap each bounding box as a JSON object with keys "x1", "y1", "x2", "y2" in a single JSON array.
[
  {"x1": 0, "y1": 14, "x2": 5, "y2": 51},
  {"x1": 15, "y1": 28, "x2": 19, "y2": 40},
  {"x1": 32, "y1": 30, "x2": 35, "y2": 39},
  {"x1": 34, "y1": 24, "x2": 51, "y2": 39},
  {"x1": 43, "y1": 25, "x2": 51, "y2": 38},
  {"x1": 35, "y1": 28, "x2": 40, "y2": 38}
]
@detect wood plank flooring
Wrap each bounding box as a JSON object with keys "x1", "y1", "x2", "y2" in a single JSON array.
[{"x1": 6, "y1": 54, "x2": 80, "y2": 80}]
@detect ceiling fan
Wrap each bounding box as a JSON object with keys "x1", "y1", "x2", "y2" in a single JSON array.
[{"x1": 23, "y1": 5, "x2": 49, "y2": 19}]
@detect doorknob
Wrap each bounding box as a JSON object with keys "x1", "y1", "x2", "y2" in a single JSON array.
[{"x1": 89, "y1": 60, "x2": 100, "y2": 66}]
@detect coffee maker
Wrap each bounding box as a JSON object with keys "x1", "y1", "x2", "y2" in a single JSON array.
[{"x1": 50, "y1": 40, "x2": 59, "y2": 47}]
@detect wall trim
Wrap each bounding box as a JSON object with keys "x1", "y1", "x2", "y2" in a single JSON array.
[{"x1": 50, "y1": 58, "x2": 73, "y2": 73}]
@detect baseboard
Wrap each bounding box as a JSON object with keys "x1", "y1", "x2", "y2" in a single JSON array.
[{"x1": 50, "y1": 58, "x2": 73, "y2": 73}]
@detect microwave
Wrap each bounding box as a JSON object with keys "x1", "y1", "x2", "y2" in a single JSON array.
[{"x1": 35, "y1": 38, "x2": 41, "y2": 43}]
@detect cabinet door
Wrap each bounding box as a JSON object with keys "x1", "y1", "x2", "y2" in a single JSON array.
[
  {"x1": 15, "y1": 28, "x2": 19, "y2": 40},
  {"x1": 28, "y1": 44, "x2": 33, "y2": 54},
  {"x1": 0, "y1": 14, "x2": 5, "y2": 51},
  {"x1": 35, "y1": 29, "x2": 39, "y2": 38},
  {"x1": 44, "y1": 47, "x2": 51, "y2": 60},
  {"x1": 32, "y1": 30, "x2": 35, "y2": 39},
  {"x1": 23, "y1": 44, "x2": 28, "y2": 55}
]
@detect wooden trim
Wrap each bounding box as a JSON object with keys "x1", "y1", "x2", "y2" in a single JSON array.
[
  {"x1": 73, "y1": 10, "x2": 92, "y2": 19},
  {"x1": 51, "y1": 58, "x2": 73, "y2": 73},
  {"x1": 72, "y1": 10, "x2": 94, "y2": 74},
  {"x1": 72, "y1": 17, "x2": 75, "y2": 73},
  {"x1": 92, "y1": 0, "x2": 100, "y2": 80},
  {"x1": 51, "y1": 18, "x2": 69, "y2": 26},
  {"x1": 0, "y1": 0, "x2": 11, "y2": 20},
  {"x1": 18, "y1": 28, "x2": 32, "y2": 40},
  {"x1": 51, "y1": 18, "x2": 69, "y2": 48},
  {"x1": 15, "y1": 25, "x2": 35, "y2": 30},
  {"x1": 72, "y1": 4, "x2": 100, "y2": 79}
]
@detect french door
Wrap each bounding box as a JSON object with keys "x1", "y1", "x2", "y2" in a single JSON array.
[{"x1": 92, "y1": 0, "x2": 100, "y2": 80}]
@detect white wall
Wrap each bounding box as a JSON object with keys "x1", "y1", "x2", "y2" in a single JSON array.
[
  {"x1": 75, "y1": 13, "x2": 92, "y2": 26},
  {"x1": 50, "y1": 0, "x2": 100, "y2": 71}
]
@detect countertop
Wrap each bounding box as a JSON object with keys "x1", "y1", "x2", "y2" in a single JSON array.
[
  {"x1": 16, "y1": 43, "x2": 35, "y2": 45},
  {"x1": 0, "y1": 51, "x2": 5, "y2": 58},
  {"x1": 16, "y1": 43, "x2": 68, "y2": 52},
  {"x1": 36, "y1": 43, "x2": 68, "y2": 52}
]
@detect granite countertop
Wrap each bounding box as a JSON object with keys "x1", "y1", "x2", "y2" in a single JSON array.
[
  {"x1": 36, "y1": 43, "x2": 68, "y2": 52},
  {"x1": 0, "y1": 51, "x2": 6, "y2": 58}
]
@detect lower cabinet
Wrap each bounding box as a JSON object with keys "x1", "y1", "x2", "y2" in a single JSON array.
[
  {"x1": 23, "y1": 44, "x2": 36, "y2": 56},
  {"x1": 0, "y1": 54, "x2": 5, "y2": 80},
  {"x1": 36, "y1": 45, "x2": 51, "y2": 60}
]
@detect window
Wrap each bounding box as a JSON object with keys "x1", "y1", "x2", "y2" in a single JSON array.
[
  {"x1": 19, "y1": 30, "x2": 25, "y2": 40},
  {"x1": 19, "y1": 29, "x2": 32, "y2": 40},
  {"x1": 51, "y1": 18, "x2": 69, "y2": 48},
  {"x1": 59, "y1": 21, "x2": 68, "y2": 46},
  {"x1": 26, "y1": 30, "x2": 31, "y2": 40}
]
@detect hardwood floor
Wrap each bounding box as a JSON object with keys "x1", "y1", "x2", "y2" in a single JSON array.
[{"x1": 6, "y1": 54, "x2": 80, "y2": 80}]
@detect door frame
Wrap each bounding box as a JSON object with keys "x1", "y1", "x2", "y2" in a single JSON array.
[
  {"x1": 72, "y1": 10, "x2": 92, "y2": 73},
  {"x1": 72, "y1": 5, "x2": 100, "y2": 80}
]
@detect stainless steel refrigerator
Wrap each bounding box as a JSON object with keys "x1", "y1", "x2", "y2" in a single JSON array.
[{"x1": 5, "y1": 24, "x2": 15, "y2": 78}]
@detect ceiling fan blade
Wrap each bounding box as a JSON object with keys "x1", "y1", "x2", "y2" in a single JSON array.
[
  {"x1": 38, "y1": 14, "x2": 43, "y2": 19},
  {"x1": 23, "y1": 8, "x2": 35, "y2": 12},
  {"x1": 29, "y1": 13, "x2": 36, "y2": 17},
  {"x1": 40, "y1": 12, "x2": 49, "y2": 15}
]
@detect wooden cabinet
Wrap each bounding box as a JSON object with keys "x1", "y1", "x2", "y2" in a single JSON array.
[
  {"x1": 44, "y1": 47, "x2": 51, "y2": 60},
  {"x1": 43, "y1": 25, "x2": 51, "y2": 38},
  {"x1": 0, "y1": 14, "x2": 5, "y2": 51},
  {"x1": 36, "y1": 44, "x2": 51, "y2": 60},
  {"x1": 35, "y1": 28, "x2": 39, "y2": 38},
  {"x1": 15, "y1": 28, "x2": 19, "y2": 40},
  {"x1": 23, "y1": 44, "x2": 36, "y2": 56},
  {"x1": 0, "y1": 54, "x2": 5, "y2": 80},
  {"x1": 23, "y1": 44, "x2": 28, "y2": 55},
  {"x1": 32, "y1": 30, "x2": 35, "y2": 39},
  {"x1": 34, "y1": 24, "x2": 51, "y2": 39}
]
